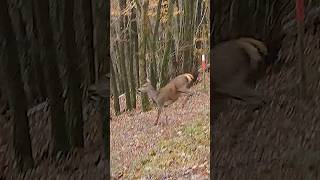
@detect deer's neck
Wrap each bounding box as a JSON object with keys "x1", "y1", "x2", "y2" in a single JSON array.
[{"x1": 147, "y1": 86, "x2": 159, "y2": 102}]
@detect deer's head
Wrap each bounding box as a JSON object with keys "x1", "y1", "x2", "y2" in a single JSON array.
[{"x1": 137, "y1": 79, "x2": 153, "y2": 93}]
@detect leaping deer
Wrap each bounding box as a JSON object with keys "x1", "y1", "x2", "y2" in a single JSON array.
[{"x1": 137, "y1": 73, "x2": 194, "y2": 125}]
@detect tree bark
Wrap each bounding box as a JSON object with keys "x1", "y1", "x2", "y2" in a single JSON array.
[
  {"x1": 80, "y1": 0, "x2": 95, "y2": 84},
  {"x1": 118, "y1": 0, "x2": 132, "y2": 111},
  {"x1": 62, "y1": 0, "x2": 85, "y2": 147},
  {"x1": 182, "y1": 0, "x2": 195, "y2": 73},
  {"x1": 8, "y1": 1, "x2": 38, "y2": 107},
  {"x1": 131, "y1": 7, "x2": 140, "y2": 87},
  {"x1": 33, "y1": 0, "x2": 70, "y2": 155},
  {"x1": 160, "y1": 0, "x2": 175, "y2": 87},
  {"x1": 111, "y1": 63, "x2": 120, "y2": 115},
  {"x1": 0, "y1": 0, "x2": 34, "y2": 171},
  {"x1": 140, "y1": 0, "x2": 151, "y2": 112},
  {"x1": 129, "y1": 7, "x2": 137, "y2": 108}
]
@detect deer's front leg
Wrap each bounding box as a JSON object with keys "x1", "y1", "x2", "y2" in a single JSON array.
[
  {"x1": 155, "y1": 106, "x2": 162, "y2": 125},
  {"x1": 179, "y1": 88, "x2": 194, "y2": 108}
]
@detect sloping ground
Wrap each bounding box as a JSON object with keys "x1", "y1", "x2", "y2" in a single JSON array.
[
  {"x1": 111, "y1": 74, "x2": 210, "y2": 179},
  {"x1": 212, "y1": 33, "x2": 320, "y2": 178},
  {"x1": 0, "y1": 106, "x2": 108, "y2": 179}
]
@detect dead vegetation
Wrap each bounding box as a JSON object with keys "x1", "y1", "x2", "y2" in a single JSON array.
[
  {"x1": 111, "y1": 73, "x2": 210, "y2": 179},
  {"x1": 212, "y1": 10, "x2": 320, "y2": 179}
]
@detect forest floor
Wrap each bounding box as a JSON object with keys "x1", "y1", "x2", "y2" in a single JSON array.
[
  {"x1": 212, "y1": 45, "x2": 320, "y2": 179},
  {"x1": 0, "y1": 101, "x2": 108, "y2": 179},
  {"x1": 110, "y1": 73, "x2": 210, "y2": 179}
]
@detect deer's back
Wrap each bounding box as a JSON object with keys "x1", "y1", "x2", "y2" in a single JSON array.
[
  {"x1": 170, "y1": 74, "x2": 193, "y2": 89},
  {"x1": 212, "y1": 41, "x2": 252, "y2": 89},
  {"x1": 213, "y1": 38, "x2": 268, "y2": 88},
  {"x1": 157, "y1": 74, "x2": 192, "y2": 105}
]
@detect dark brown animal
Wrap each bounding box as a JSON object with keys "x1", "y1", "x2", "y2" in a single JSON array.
[{"x1": 212, "y1": 37, "x2": 268, "y2": 116}]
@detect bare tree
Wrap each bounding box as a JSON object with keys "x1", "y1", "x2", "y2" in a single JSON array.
[
  {"x1": 118, "y1": 0, "x2": 132, "y2": 111},
  {"x1": 33, "y1": 0, "x2": 70, "y2": 155},
  {"x1": 0, "y1": 0, "x2": 34, "y2": 171},
  {"x1": 80, "y1": 0, "x2": 95, "y2": 84},
  {"x1": 61, "y1": 0, "x2": 85, "y2": 147}
]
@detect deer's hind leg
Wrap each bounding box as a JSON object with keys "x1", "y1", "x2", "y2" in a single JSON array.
[
  {"x1": 214, "y1": 83, "x2": 267, "y2": 111},
  {"x1": 155, "y1": 107, "x2": 162, "y2": 125}
]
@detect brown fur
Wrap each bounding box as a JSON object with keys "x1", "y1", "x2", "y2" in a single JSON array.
[
  {"x1": 212, "y1": 37, "x2": 268, "y2": 116},
  {"x1": 138, "y1": 73, "x2": 194, "y2": 125}
]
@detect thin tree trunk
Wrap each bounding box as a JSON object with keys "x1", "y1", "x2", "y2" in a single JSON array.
[
  {"x1": 8, "y1": 3, "x2": 38, "y2": 107},
  {"x1": 182, "y1": 0, "x2": 195, "y2": 73},
  {"x1": 118, "y1": 0, "x2": 132, "y2": 111},
  {"x1": 160, "y1": 0, "x2": 175, "y2": 87},
  {"x1": 140, "y1": 0, "x2": 150, "y2": 112},
  {"x1": 29, "y1": 1, "x2": 47, "y2": 103},
  {"x1": 33, "y1": 0, "x2": 70, "y2": 155},
  {"x1": 111, "y1": 63, "x2": 120, "y2": 115},
  {"x1": 62, "y1": 0, "x2": 84, "y2": 147},
  {"x1": 81, "y1": 0, "x2": 95, "y2": 84},
  {"x1": 23, "y1": 2, "x2": 48, "y2": 102},
  {"x1": 0, "y1": 0, "x2": 34, "y2": 171},
  {"x1": 144, "y1": 0, "x2": 162, "y2": 88},
  {"x1": 129, "y1": 11, "x2": 136, "y2": 108},
  {"x1": 131, "y1": 7, "x2": 140, "y2": 87},
  {"x1": 92, "y1": 0, "x2": 109, "y2": 77},
  {"x1": 113, "y1": 41, "x2": 124, "y2": 96}
]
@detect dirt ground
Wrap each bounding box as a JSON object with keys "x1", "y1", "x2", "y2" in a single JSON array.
[
  {"x1": 111, "y1": 73, "x2": 210, "y2": 179},
  {"x1": 212, "y1": 34, "x2": 320, "y2": 179},
  {"x1": 0, "y1": 105, "x2": 108, "y2": 179}
]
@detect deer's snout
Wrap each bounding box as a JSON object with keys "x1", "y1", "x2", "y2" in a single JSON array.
[{"x1": 137, "y1": 88, "x2": 143, "y2": 93}]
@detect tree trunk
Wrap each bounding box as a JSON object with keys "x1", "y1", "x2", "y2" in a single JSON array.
[
  {"x1": 8, "y1": 2, "x2": 38, "y2": 107},
  {"x1": 28, "y1": 3, "x2": 48, "y2": 102},
  {"x1": 92, "y1": 0, "x2": 109, "y2": 170},
  {"x1": 62, "y1": 0, "x2": 84, "y2": 147},
  {"x1": 0, "y1": 0, "x2": 34, "y2": 171},
  {"x1": 118, "y1": 0, "x2": 132, "y2": 111},
  {"x1": 92, "y1": 0, "x2": 109, "y2": 78},
  {"x1": 81, "y1": 0, "x2": 95, "y2": 84},
  {"x1": 129, "y1": 11, "x2": 136, "y2": 108},
  {"x1": 111, "y1": 63, "x2": 120, "y2": 115},
  {"x1": 21, "y1": 0, "x2": 48, "y2": 103},
  {"x1": 140, "y1": 0, "x2": 151, "y2": 112},
  {"x1": 182, "y1": 0, "x2": 195, "y2": 73},
  {"x1": 148, "y1": 0, "x2": 163, "y2": 87},
  {"x1": 33, "y1": 0, "x2": 70, "y2": 155},
  {"x1": 160, "y1": 0, "x2": 175, "y2": 87},
  {"x1": 99, "y1": 97, "x2": 110, "y2": 178},
  {"x1": 131, "y1": 7, "x2": 140, "y2": 87}
]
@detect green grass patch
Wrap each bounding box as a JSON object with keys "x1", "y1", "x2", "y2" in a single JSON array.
[{"x1": 126, "y1": 111, "x2": 210, "y2": 179}]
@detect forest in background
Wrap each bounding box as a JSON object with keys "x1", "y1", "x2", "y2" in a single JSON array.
[
  {"x1": 0, "y1": 0, "x2": 109, "y2": 179},
  {"x1": 110, "y1": 0, "x2": 210, "y2": 114}
]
